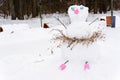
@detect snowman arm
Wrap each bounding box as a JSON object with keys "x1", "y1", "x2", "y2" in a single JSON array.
[
  {"x1": 89, "y1": 18, "x2": 99, "y2": 25},
  {"x1": 54, "y1": 17, "x2": 67, "y2": 29}
]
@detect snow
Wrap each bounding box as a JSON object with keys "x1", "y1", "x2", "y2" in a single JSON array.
[{"x1": 0, "y1": 9, "x2": 120, "y2": 80}]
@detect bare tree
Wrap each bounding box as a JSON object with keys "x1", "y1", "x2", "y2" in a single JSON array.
[
  {"x1": 32, "y1": 0, "x2": 38, "y2": 17},
  {"x1": 9, "y1": 0, "x2": 16, "y2": 19},
  {"x1": 0, "y1": 0, "x2": 119, "y2": 20}
]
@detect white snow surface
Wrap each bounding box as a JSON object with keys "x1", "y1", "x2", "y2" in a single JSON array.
[{"x1": 0, "y1": 11, "x2": 120, "y2": 80}]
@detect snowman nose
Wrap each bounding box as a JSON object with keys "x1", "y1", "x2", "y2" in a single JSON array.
[{"x1": 74, "y1": 9, "x2": 79, "y2": 14}]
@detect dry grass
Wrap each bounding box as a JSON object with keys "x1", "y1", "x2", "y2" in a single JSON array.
[{"x1": 53, "y1": 29, "x2": 105, "y2": 49}]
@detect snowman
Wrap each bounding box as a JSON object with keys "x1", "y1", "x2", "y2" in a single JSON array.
[
  {"x1": 60, "y1": 5, "x2": 102, "y2": 65},
  {"x1": 66, "y1": 5, "x2": 100, "y2": 38}
]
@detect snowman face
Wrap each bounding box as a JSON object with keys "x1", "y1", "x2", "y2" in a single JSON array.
[
  {"x1": 71, "y1": 5, "x2": 85, "y2": 14},
  {"x1": 68, "y1": 5, "x2": 89, "y2": 22}
]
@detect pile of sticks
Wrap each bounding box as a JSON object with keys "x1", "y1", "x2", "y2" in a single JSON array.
[{"x1": 53, "y1": 29, "x2": 105, "y2": 49}]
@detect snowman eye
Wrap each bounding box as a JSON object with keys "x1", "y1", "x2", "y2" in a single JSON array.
[
  {"x1": 80, "y1": 6, "x2": 84, "y2": 10},
  {"x1": 71, "y1": 7, "x2": 75, "y2": 11}
]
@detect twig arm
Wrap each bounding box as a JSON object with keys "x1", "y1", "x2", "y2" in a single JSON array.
[{"x1": 54, "y1": 17, "x2": 67, "y2": 29}]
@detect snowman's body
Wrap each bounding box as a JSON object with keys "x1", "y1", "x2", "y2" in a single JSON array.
[
  {"x1": 61, "y1": 5, "x2": 101, "y2": 63},
  {"x1": 66, "y1": 5, "x2": 100, "y2": 38}
]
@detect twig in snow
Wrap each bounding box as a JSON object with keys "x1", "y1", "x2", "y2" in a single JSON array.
[
  {"x1": 89, "y1": 18, "x2": 99, "y2": 25},
  {"x1": 64, "y1": 60, "x2": 69, "y2": 64}
]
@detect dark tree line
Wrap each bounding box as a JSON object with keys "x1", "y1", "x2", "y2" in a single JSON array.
[
  {"x1": 0, "y1": 0, "x2": 120, "y2": 20},
  {"x1": 0, "y1": 0, "x2": 39, "y2": 19}
]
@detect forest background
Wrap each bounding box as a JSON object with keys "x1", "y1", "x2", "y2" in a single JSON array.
[{"x1": 0, "y1": 0, "x2": 120, "y2": 20}]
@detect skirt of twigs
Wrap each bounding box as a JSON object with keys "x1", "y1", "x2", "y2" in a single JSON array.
[{"x1": 53, "y1": 29, "x2": 105, "y2": 49}]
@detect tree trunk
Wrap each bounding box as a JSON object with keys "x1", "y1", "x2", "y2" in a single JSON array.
[
  {"x1": 9, "y1": 0, "x2": 16, "y2": 20},
  {"x1": 32, "y1": 0, "x2": 38, "y2": 17},
  {"x1": 18, "y1": 0, "x2": 24, "y2": 19},
  {"x1": 94, "y1": 0, "x2": 98, "y2": 14}
]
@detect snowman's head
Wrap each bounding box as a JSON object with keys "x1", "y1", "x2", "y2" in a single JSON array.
[{"x1": 68, "y1": 5, "x2": 89, "y2": 23}]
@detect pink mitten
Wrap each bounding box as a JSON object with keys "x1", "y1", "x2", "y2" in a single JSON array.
[
  {"x1": 84, "y1": 61, "x2": 90, "y2": 70},
  {"x1": 60, "y1": 64, "x2": 66, "y2": 70},
  {"x1": 59, "y1": 60, "x2": 69, "y2": 70}
]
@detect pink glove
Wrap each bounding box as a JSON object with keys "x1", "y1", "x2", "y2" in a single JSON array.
[
  {"x1": 60, "y1": 64, "x2": 66, "y2": 70},
  {"x1": 59, "y1": 60, "x2": 69, "y2": 70},
  {"x1": 84, "y1": 61, "x2": 90, "y2": 70}
]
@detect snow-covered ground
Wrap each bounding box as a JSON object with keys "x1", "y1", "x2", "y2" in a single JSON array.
[{"x1": 0, "y1": 10, "x2": 120, "y2": 80}]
